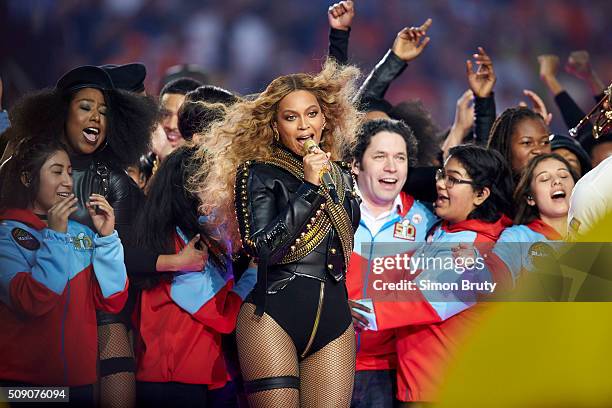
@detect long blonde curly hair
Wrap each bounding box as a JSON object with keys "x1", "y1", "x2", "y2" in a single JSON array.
[{"x1": 189, "y1": 59, "x2": 362, "y2": 247}]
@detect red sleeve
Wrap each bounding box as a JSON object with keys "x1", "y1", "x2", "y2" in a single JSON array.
[
  {"x1": 9, "y1": 272, "x2": 63, "y2": 317},
  {"x1": 92, "y1": 274, "x2": 129, "y2": 314},
  {"x1": 190, "y1": 280, "x2": 243, "y2": 334}
]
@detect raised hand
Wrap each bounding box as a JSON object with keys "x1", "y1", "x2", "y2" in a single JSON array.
[
  {"x1": 328, "y1": 0, "x2": 354, "y2": 31},
  {"x1": 86, "y1": 194, "x2": 115, "y2": 237},
  {"x1": 391, "y1": 18, "x2": 432, "y2": 62},
  {"x1": 565, "y1": 50, "x2": 605, "y2": 95},
  {"x1": 453, "y1": 89, "x2": 475, "y2": 133},
  {"x1": 47, "y1": 194, "x2": 78, "y2": 233},
  {"x1": 565, "y1": 50, "x2": 593, "y2": 81},
  {"x1": 466, "y1": 47, "x2": 496, "y2": 98},
  {"x1": 538, "y1": 54, "x2": 560, "y2": 81},
  {"x1": 519, "y1": 89, "x2": 552, "y2": 125}
]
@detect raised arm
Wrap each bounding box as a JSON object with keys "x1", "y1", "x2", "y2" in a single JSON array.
[
  {"x1": 357, "y1": 19, "x2": 432, "y2": 101},
  {"x1": 327, "y1": 0, "x2": 354, "y2": 65}
]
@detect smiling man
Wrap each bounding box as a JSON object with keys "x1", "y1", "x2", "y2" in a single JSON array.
[
  {"x1": 346, "y1": 119, "x2": 437, "y2": 407},
  {"x1": 153, "y1": 78, "x2": 202, "y2": 162}
]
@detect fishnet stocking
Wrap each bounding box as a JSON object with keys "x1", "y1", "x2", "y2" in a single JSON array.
[
  {"x1": 98, "y1": 323, "x2": 135, "y2": 408},
  {"x1": 299, "y1": 325, "x2": 356, "y2": 408},
  {"x1": 236, "y1": 303, "x2": 299, "y2": 408}
]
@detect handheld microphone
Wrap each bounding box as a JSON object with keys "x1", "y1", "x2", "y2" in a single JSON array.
[{"x1": 303, "y1": 140, "x2": 339, "y2": 204}]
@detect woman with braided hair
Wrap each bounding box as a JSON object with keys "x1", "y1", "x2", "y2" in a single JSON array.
[
  {"x1": 487, "y1": 106, "x2": 552, "y2": 181},
  {"x1": 191, "y1": 59, "x2": 362, "y2": 407}
]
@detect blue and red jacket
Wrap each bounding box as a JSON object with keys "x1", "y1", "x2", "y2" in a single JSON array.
[
  {"x1": 0, "y1": 208, "x2": 128, "y2": 386},
  {"x1": 487, "y1": 219, "x2": 563, "y2": 289},
  {"x1": 135, "y1": 228, "x2": 256, "y2": 386},
  {"x1": 384, "y1": 217, "x2": 510, "y2": 401},
  {"x1": 346, "y1": 192, "x2": 437, "y2": 371}
]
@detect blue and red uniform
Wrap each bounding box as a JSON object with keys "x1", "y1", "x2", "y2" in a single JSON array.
[
  {"x1": 487, "y1": 218, "x2": 564, "y2": 289},
  {"x1": 0, "y1": 208, "x2": 128, "y2": 386},
  {"x1": 366, "y1": 217, "x2": 509, "y2": 401},
  {"x1": 347, "y1": 191, "x2": 437, "y2": 372},
  {"x1": 134, "y1": 228, "x2": 256, "y2": 387}
]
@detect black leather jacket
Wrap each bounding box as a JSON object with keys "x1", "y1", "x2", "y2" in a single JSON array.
[
  {"x1": 235, "y1": 146, "x2": 360, "y2": 313},
  {"x1": 70, "y1": 154, "x2": 143, "y2": 235}
]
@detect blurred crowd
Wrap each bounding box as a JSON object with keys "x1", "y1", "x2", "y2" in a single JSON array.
[{"x1": 2, "y1": 0, "x2": 611, "y2": 130}]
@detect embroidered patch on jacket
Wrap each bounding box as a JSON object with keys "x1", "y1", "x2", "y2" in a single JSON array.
[
  {"x1": 73, "y1": 232, "x2": 93, "y2": 250},
  {"x1": 11, "y1": 227, "x2": 41, "y2": 250},
  {"x1": 569, "y1": 217, "x2": 581, "y2": 233},
  {"x1": 393, "y1": 220, "x2": 416, "y2": 241}
]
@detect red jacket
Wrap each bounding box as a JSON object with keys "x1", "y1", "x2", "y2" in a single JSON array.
[
  {"x1": 134, "y1": 230, "x2": 255, "y2": 386},
  {"x1": 0, "y1": 208, "x2": 128, "y2": 386},
  {"x1": 388, "y1": 217, "x2": 510, "y2": 401},
  {"x1": 346, "y1": 192, "x2": 437, "y2": 371}
]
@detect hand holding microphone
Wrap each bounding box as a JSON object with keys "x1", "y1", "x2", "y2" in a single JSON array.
[{"x1": 303, "y1": 140, "x2": 339, "y2": 203}]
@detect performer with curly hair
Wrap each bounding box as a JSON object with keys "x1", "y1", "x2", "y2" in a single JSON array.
[{"x1": 191, "y1": 59, "x2": 362, "y2": 408}]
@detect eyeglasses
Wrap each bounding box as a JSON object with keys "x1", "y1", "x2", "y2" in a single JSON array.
[{"x1": 435, "y1": 168, "x2": 475, "y2": 188}]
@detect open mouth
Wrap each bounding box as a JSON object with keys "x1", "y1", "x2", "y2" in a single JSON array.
[
  {"x1": 379, "y1": 177, "x2": 398, "y2": 188},
  {"x1": 296, "y1": 134, "x2": 314, "y2": 145},
  {"x1": 83, "y1": 127, "x2": 100, "y2": 143},
  {"x1": 57, "y1": 192, "x2": 71, "y2": 198},
  {"x1": 435, "y1": 193, "x2": 449, "y2": 207},
  {"x1": 550, "y1": 190, "x2": 567, "y2": 201},
  {"x1": 166, "y1": 130, "x2": 182, "y2": 143}
]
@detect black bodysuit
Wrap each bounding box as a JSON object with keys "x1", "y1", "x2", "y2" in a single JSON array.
[{"x1": 235, "y1": 145, "x2": 360, "y2": 358}]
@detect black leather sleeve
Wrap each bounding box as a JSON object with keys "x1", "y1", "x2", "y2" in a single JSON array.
[
  {"x1": 473, "y1": 93, "x2": 496, "y2": 146},
  {"x1": 106, "y1": 170, "x2": 142, "y2": 230},
  {"x1": 107, "y1": 170, "x2": 159, "y2": 276},
  {"x1": 357, "y1": 50, "x2": 407, "y2": 101},
  {"x1": 235, "y1": 163, "x2": 326, "y2": 264},
  {"x1": 328, "y1": 28, "x2": 350, "y2": 65},
  {"x1": 554, "y1": 90, "x2": 586, "y2": 129}
]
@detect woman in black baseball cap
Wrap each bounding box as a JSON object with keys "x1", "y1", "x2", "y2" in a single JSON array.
[{"x1": 7, "y1": 64, "x2": 157, "y2": 406}]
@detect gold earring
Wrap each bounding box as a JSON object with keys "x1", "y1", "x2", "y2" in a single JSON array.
[{"x1": 273, "y1": 127, "x2": 280, "y2": 142}]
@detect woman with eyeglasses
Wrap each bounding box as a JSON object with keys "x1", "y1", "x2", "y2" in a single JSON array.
[
  {"x1": 486, "y1": 153, "x2": 578, "y2": 289},
  {"x1": 367, "y1": 144, "x2": 513, "y2": 404}
]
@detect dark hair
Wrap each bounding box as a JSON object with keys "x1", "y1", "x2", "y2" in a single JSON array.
[
  {"x1": 178, "y1": 85, "x2": 240, "y2": 141},
  {"x1": 159, "y1": 78, "x2": 203, "y2": 97},
  {"x1": 8, "y1": 88, "x2": 157, "y2": 168},
  {"x1": 133, "y1": 152, "x2": 155, "y2": 189},
  {"x1": 447, "y1": 144, "x2": 514, "y2": 222},
  {"x1": 0, "y1": 137, "x2": 69, "y2": 211},
  {"x1": 350, "y1": 118, "x2": 419, "y2": 167},
  {"x1": 390, "y1": 100, "x2": 442, "y2": 166},
  {"x1": 487, "y1": 106, "x2": 547, "y2": 175},
  {"x1": 513, "y1": 153, "x2": 579, "y2": 225},
  {"x1": 134, "y1": 146, "x2": 227, "y2": 288},
  {"x1": 357, "y1": 96, "x2": 393, "y2": 115}
]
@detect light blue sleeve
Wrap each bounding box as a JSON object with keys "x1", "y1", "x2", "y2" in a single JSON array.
[
  {"x1": 415, "y1": 230, "x2": 481, "y2": 321},
  {"x1": 92, "y1": 231, "x2": 127, "y2": 298},
  {"x1": 232, "y1": 266, "x2": 257, "y2": 300},
  {"x1": 0, "y1": 225, "x2": 70, "y2": 306},
  {"x1": 492, "y1": 226, "x2": 531, "y2": 284},
  {"x1": 170, "y1": 261, "x2": 232, "y2": 315},
  {"x1": 0, "y1": 110, "x2": 10, "y2": 134}
]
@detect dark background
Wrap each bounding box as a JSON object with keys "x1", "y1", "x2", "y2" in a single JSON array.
[{"x1": 1, "y1": 0, "x2": 610, "y2": 133}]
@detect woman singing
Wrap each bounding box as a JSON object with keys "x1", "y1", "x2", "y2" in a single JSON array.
[{"x1": 192, "y1": 59, "x2": 362, "y2": 407}]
